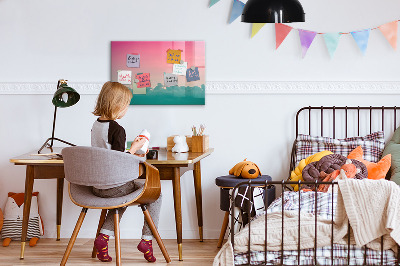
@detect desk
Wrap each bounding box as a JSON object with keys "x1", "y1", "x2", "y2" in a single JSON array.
[
  {"x1": 10, "y1": 147, "x2": 213, "y2": 261},
  {"x1": 146, "y1": 148, "x2": 213, "y2": 260},
  {"x1": 9, "y1": 148, "x2": 64, "y2": 259}
]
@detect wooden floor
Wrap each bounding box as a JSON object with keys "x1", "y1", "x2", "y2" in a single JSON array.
[{"x1": 0, "y1": 239, "x2": 221, "y2": 265}]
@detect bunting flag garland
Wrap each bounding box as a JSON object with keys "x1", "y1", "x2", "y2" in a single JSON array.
[
  {"x1": 207, "y1": 4, "x2": 400, "y2": 57},
  {"x1": 298, "y1": 30, "x2": 317, "y2": 58},
  {"x1": 378, "y1": 21, "x2": 398, "y2": 50},
  {"x1": 275, "y1": 23, "x2": 293, "y2": 49},
  {"x1": 251, "y1": 23, "x2": 266, "y2": 38},
  {"x1": 209, "y1": 0, "x2": 220, "y2": 7},
  {"x1": 351, "y1": 29, "x2": 370, "y2": 55},
  {"x1": 229, "y1": 0, "x2": 245, "y2": 24},
  {"x1": 323, "y1": 33, "x2": 341, "y2": 58}
]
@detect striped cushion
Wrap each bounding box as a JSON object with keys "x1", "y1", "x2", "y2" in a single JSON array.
[
  {"x1": 295, "y1": 131, "x2": 385, "y2": 167},
  {"x1": 1, "y1": 217, "x2": 40, "y2": 240}
]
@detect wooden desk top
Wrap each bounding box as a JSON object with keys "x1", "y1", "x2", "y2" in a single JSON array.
[{"x1": 10, "y1": 147, "x2": 214, "y2": 166}]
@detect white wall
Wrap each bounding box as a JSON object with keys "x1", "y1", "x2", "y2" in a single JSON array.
[{"x1": 1, "y1": 0, "x2": 400, "y2": 240}]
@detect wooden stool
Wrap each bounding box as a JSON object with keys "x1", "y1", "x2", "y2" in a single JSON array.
[{"x1": 215, "y1": 175, "x2": 275, "y2": 248}]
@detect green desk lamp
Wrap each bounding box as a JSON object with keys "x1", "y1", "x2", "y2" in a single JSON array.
[{"x1": 38, "y1": 79, "x2": 80, "y2": 154}]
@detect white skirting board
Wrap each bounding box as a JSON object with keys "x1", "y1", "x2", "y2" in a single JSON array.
[{"x1": 0, "y1": 81, "x2": 399, "y2": 95}]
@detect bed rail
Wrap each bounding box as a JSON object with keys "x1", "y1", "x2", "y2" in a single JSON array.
[
  {"x1": 289, "y1": 106, "x2": 400, "y2": 182},
  {"x1": 230, "y1": 180, "x2": 400, "y2": 266}
]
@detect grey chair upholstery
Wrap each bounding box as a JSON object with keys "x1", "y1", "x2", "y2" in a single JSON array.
[
  {"x1": 63, "y1": 146, "x2": 146, "y2": 208},
  {"x1": 60, "y1": 146, "x2": 171, "y2": 265}
]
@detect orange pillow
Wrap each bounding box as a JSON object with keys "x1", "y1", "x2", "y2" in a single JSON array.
[{"x1": 347, "y1": 146, "x2": 391, "y2": 180}]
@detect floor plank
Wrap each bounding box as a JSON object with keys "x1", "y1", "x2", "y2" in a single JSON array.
[{"x1": 0, "y1": 239, "x2": 221, "y2": 265}]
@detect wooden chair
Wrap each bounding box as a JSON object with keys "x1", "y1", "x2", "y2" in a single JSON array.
[{"x1": 60, "y1": 146, "x2": 171, "y2": 265}]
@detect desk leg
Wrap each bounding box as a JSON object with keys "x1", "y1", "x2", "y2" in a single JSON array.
[
  {"x1": 172, "y1": 167, "x2": 183, "y2": 261},
  {"x1": 20, "y1": 165, "x2": 34, "y2": 259},
  {"x1": 193, "y1": 161, "x2": 203, "y2": 242},
  {"x1": 56, "y1": 178, "x2": 64, "y2": 241}
]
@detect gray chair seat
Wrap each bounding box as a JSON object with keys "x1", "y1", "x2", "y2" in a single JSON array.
[{"x1": 69, "y1": 180, "x2": 145, "y2": 208}]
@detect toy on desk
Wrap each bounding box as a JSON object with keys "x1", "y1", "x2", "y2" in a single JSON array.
[
  {"x1": 135, "y1": 129, "x2": 150, "y2": 155},
  {"x1": 1, "y1": 192, "x2": 44, "y2": 247},
  {"x1": 229, "y1": 159, "x2": 261, "y2": 179},
  {"x1": 172, "y1": 135, "x2": 189, "y2": 153}
]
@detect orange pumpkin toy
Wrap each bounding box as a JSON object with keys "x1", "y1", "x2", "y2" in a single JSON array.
[{"x1": 229, "y1": 159, "x2": 261, "y2": 179}]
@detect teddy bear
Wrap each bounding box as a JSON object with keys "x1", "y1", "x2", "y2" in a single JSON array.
[
  {"x1": 1, "y1": 192, "x2": 44, "y2": 247},
  {"x1": 172, "y1": 135, "x2": 189, "y2": 153},
  {"x1": 229, "y1": 159, "x2": 261, "y2": 179}
]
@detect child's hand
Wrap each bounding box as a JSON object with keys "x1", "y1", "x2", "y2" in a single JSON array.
[{"x1": 129, "y1": 137, "x2": 147, "y2": 155}]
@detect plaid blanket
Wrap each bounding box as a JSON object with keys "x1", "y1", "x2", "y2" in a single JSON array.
[
  {"x1": 234, "y1": 191, "x2": 397, "y2": 265},
  {"x1": 235, "y1": 244, "x2": 397, "y2": 265}
]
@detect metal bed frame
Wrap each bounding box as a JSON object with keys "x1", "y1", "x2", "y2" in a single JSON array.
[{"x1": 230, "y1": 106, "x2": 400, "y2": 266}]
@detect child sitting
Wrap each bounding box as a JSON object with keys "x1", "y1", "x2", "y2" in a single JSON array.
[{"x1": 91, "y1": 81, "x2": 161, "y2": 263}]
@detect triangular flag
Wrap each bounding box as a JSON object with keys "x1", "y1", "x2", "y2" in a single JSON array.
[
  {"x1": 275, "y1": 23, "x2": 293, "y2": 49},
  {"x1": 209, "y1": 0, "x2": 220, "y2": 7},
  {"x1": 298, "y1": 29, "x2": 317, "y2": 58},
  {"x1": 378, "y1": 21, "x2": 398, "y2": 50},
  {"x1": 229, "y1": 0, "x2": 245, "y2": 24},
  {"x1": 323, "y1": 33, "x2": 341, "y2": 58},
  {"x1": 351, "y1": 29, "x2": 370, "y2": 55},
  {"x1": 251, "y1": 23, "x2": 266, "y2": 38}
]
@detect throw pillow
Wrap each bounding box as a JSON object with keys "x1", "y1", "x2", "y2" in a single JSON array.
[
  {"x1": 348, "y1": 146, "x2": 391, "y2": 180},
  {"x1": 382, "y1": 126, "x2": 400, "y2": 184},
  {"x1": 295, "y1": 131, "x2": 385, "y2": 166}
]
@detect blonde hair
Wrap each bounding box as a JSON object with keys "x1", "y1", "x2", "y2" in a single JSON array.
[{"x1": 93, "y1": 81, "x2": 132, "y2": 120}]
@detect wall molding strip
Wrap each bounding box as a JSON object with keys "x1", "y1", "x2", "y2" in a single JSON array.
[{"x1": 0, "y1": 81, "x2": 399, "y2": 95}]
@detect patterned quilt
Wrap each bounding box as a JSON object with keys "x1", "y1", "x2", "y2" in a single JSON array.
[{"x1": 234, "y1": 191, "x2": 397, "y2": 265}]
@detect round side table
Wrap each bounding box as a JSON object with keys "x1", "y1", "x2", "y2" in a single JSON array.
[{"x1": 215, "y1": 175, "x2": 275, "y2": 248}]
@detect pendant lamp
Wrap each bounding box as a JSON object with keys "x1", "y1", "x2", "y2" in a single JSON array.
[
  {"x1": 242, "y1": 0, "x2": 305, "y2": 23},
  {"x1": 38, "y1": 79, "x2": 80, "y2": 154}
]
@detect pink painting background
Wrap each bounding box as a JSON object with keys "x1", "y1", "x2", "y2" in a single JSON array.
[{"x1": 111, "y1": 41, "x2": 205, "y2": 87}]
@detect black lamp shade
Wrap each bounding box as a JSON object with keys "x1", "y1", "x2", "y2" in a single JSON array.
[
  {"x1": 241, "y1": 0, "x2": 305, "y2": 23},
  {"x1": 52, "y1": 84, "x2": 80, "y2": 108}
]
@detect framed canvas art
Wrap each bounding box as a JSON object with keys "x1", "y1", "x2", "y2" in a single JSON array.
[{"x1": 111, "y1": 41, "x2": 205, "y2": 105}]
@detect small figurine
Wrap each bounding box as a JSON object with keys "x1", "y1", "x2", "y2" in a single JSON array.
[{"x1": 172, "y1": 135, "x2": 189, "y2": 153}]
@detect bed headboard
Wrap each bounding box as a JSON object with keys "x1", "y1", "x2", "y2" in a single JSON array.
[{"x1": 290, "y1": 106, "x2": 400, "y2": 179}]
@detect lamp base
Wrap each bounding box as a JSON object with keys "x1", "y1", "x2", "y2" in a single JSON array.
[{"x1": 38, "y1": 137, "x2": 76, "y2": 154}]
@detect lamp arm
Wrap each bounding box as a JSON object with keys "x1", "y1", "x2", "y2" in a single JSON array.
[
  {"x1": 50, "y1": 79, "x2": 61, "y2": 148},
  {"x1": 50, "y1": 105, "x2": 57, "y2": 148}
]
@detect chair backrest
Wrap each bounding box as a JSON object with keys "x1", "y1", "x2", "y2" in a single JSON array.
[{"x1": 62, "y1": 146, "x2": 145, "y2": 187}]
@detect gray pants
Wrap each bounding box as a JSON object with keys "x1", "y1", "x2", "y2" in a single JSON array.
[{"x1": 92, "y1": 180, "x2": 162, "y2": 240}]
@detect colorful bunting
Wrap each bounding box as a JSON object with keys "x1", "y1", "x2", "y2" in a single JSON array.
[
  {"x1": 323, "y1": 33, "x2": 341, "y2": 58},
  {"x1": 251, "y1": 23, "x2": 266, "y2": 38},
  {"x1": 209, "y1": 0, "x2": 220, "y2": 7},
  {"x1": 351, "y1": 29, "x2": 370, "y2": 55},
  {"x1": 378, "y1": 21, "x2": 398, "y2": 50},
  {"x1": 275, "y1": 24, "x2": 293, "y2": 49},
  {"x1": 298, "y1": 30, "x2": 317, "y2": 58},
  {"x1": 229, "y1": 0, "x2": 245, "y2": 24},
  {"x1": 208, "y1": 5, "x2": 400, "y2": 57}
]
